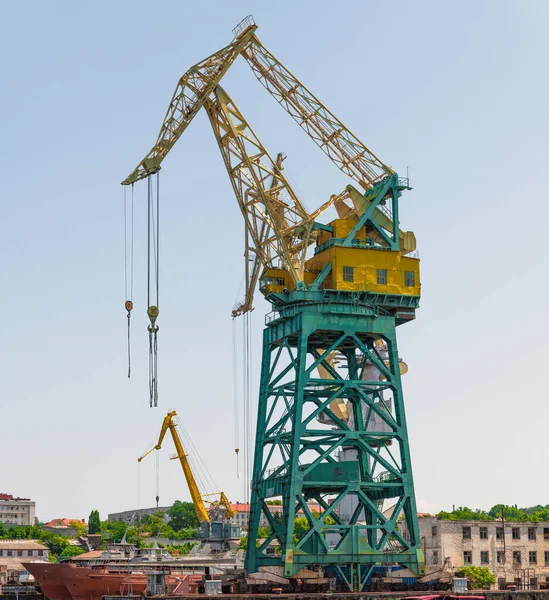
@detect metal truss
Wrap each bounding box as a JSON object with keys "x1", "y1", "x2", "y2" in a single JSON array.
[{"x1": 245, "y1": 304, "x2": 424, "y2": 590}]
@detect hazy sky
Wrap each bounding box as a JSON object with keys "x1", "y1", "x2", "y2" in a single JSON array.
[{"x1": 1, "y1": 0, "x2": 548, "y2": 522}]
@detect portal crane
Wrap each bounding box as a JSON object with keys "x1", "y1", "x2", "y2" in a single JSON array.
[
  {"x1": 123, "y1": 16, "x2": 424, "y2": 591},
  {"x1": 138, "y1": 411, "x2": 235, "y2": 523}
]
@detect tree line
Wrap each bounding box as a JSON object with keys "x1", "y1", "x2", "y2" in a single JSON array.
[{"x1": 437, "y1": 504, "x2": 549, "y2": 522}]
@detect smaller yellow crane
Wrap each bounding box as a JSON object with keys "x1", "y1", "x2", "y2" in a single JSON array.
[{"x1": 138, "y1": 411, "x2": 235, "y2": 523}]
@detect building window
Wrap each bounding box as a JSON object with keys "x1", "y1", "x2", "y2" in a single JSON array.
[
  {"x1": 462, "y1": 526, "x2": 471, "y2": 539},
  {"x1": 463, "y1": 551, "x2": 472, "y2": 564},
  {"x1": 7, "y1": 551, "x2": 12, "y2": 557},
  {"x1": 497, "y1": 551, "x2": 505, "y2": 564},
  {"x1": 496, "y1": 526, "x2": 504, "y2": 539},
  {"x1": 404, "y1": 271, "x2": 415, "y2": 287},
  {"x1": 512, "y1": 527, "x2": 520, "y2": 540},
  {"x1": 432, "y1": 551, "x2": 439, "y2": 565},
  {"x1": 28, "y1": 550, "x2": 34, "y2": 556},
  {"x1": 481, "y1": 551, "x2": 489, "y2": 564},
  {"x1": 544, "y1": 528, "x2": 549, "y2": 540},
  {"x1": 528, "y1": 527, "x2": 536, "y2": 540},
  {"x1": 545, "y1": 551, "x2": 549, "y2": 565},
  {"x1": 376, "y1": 269, "x2": 387, "y2": 285},
  {"x1": 480, "y1": 526, "x2": 488, "y2": 539},
  {"x1": 432, "y1": 526, "x2": 437, "y2": 536},
  {"x1": 513, "y1": 551, "x2": 522, "y2": 564},
  {"x1": 17, "y1": 550, "x2": 22, "y2": 557},
  {"x1": 38, "y1": 550, "x2": 44, "y2": 557},
  {"x1": 343, "y1": 266, "x2": 354, "y2": 283},
  {"x1": 529, "y1": 551, "x2": 537, "y2": 564}
]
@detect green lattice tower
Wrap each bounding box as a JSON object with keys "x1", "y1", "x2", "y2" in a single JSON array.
[{"x1": 244, "y1": 294, "x2": 424, "y2": 591}]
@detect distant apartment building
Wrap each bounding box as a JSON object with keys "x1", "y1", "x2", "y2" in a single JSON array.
[
  {"x1": 108, "y1": 506, "x2": 172, "y2": 523},
  {"x1": 0, "y1": 494, "x2": 35, "y2": 526},
  {"x1": 401, "y1": 516, "x2": 549, "y2": 589}
]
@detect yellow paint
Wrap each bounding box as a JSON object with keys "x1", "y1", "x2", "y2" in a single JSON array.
[
  {"x1": 317, "y1": 219, "x2": 367, "y2": 245},
  {"x1": 261, "y1": 247, "x2": 419, "y2": 297},
  {"x1": 260, "y1": 268, "x2": 292, "y2": 294}
]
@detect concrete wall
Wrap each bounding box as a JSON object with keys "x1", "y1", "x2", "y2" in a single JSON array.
[{"x1": 107, "y1": 506, "x2": 172, "y2": 523}]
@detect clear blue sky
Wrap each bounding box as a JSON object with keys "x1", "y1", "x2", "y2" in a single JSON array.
[{"x1": 1, "y1": 0, "x2": 548, "y2": 522}]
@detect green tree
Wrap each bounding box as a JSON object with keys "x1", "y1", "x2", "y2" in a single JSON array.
[
  {"x1": 59, "y1": 546, "x2": 86, "y2": 559},
  {"x1": 100, "y1": 520, "x2": 128, "y2": 543},
  {"x1": 69, "y1": 521, "x2": 87, "y2": 536},
  {"x1": 460, "y1": 565, "x2": 496, "y2": 589},
  {"x1": 437, "y1": 507, "x2": 492, "y2": 521},
  {"x1": 88, "y1": 510, "x2": 101, "y2": 534},
  {"x1": 168, "y1": 501, "x2": 199, "y2": 531}
]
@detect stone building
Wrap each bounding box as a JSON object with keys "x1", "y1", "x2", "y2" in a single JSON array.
[
  {"x1": 0, "y1": 494, "x2": 35, "y2": 526},
  {"x1": 402, "y1": 516, "x2": 549, "y2": 589},
  {"x1": 0, "y1": 540, "x2": 49, "y2": 583}
]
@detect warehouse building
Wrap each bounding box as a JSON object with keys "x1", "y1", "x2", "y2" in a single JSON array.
[{"x1": 401, "y1": 516, "x2": 549, "y2": 589}]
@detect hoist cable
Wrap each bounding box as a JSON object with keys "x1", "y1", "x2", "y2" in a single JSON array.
[
  {"x1": 147, "y1": 175, "x2": 160, "y2": 407},
  {"x1": 155, "y1": 449, "x2": 160, "y2": 508},
  {"x1": 232, "y1": 318, "x2": 240, "y2": 479},
  {"x1": 124, "y1": 185, "x2": 135, "y2": 378}
]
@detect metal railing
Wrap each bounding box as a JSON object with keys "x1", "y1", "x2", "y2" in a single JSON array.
[{"x1": 233, "y1": 15, "x2": 255, "y2": 39}]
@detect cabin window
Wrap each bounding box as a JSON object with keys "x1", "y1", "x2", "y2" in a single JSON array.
[
  {"x1": 376, "y1": 269, "x2": 387, "y2": 285},
  {"x1": 343, "y1": 266, "x2": 354, "y2": 283},
  {"x1": 404, "y1": 271, "x2": 415, "y2": 287}
]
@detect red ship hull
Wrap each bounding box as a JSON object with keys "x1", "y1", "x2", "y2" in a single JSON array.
[
  {"x1": 24, "y1": 562, "x2": 149, "y2": 600},
  {"x1": 22, "y1": 563, "x2": 72, "y2": 600}
]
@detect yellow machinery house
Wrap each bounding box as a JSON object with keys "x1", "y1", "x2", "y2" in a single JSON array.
[{"x1": 262, "y1": 219, "x2": 420, "y2": 298}]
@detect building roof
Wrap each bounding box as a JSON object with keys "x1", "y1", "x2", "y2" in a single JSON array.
[
  {"x1": 45, "y1": 519, "x2": 85, "y2": 528},
  {"x1": 0, "y1": 493, "x2": 31, "y2": 502},
  {"x1": 0, "y1": 540, "x2": 47, "y2": 550},
  {"x1": 69, "y1": 550, "x2": 102, "y2": 561}
]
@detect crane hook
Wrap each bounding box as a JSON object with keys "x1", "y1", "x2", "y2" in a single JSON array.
[
  {"x1": 147, "y1": 305, "x2": 159, "y2": 331},
  {"x1": 125, "y1": 301, "x2": 134, "y2": 378}
]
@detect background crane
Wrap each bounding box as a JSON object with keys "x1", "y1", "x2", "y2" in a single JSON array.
[
  {"x1": 138, "y1": 411, "x2": 235, "y2": 524},
  {"x1": 123, "y1": 16, "x2": 424, "y2": 592}
]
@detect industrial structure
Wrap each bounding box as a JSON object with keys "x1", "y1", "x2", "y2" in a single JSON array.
[
  {"x1": 122, "y1": 16, "x2": 423, "y2": 591},
  {"x1": 138, "y1": 411, "x2": 240, "y2": 551}
]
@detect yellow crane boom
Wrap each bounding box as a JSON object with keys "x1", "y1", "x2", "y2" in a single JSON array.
[{"x1": 138, "y1": 410, "x2": 232, "y2": 524}]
